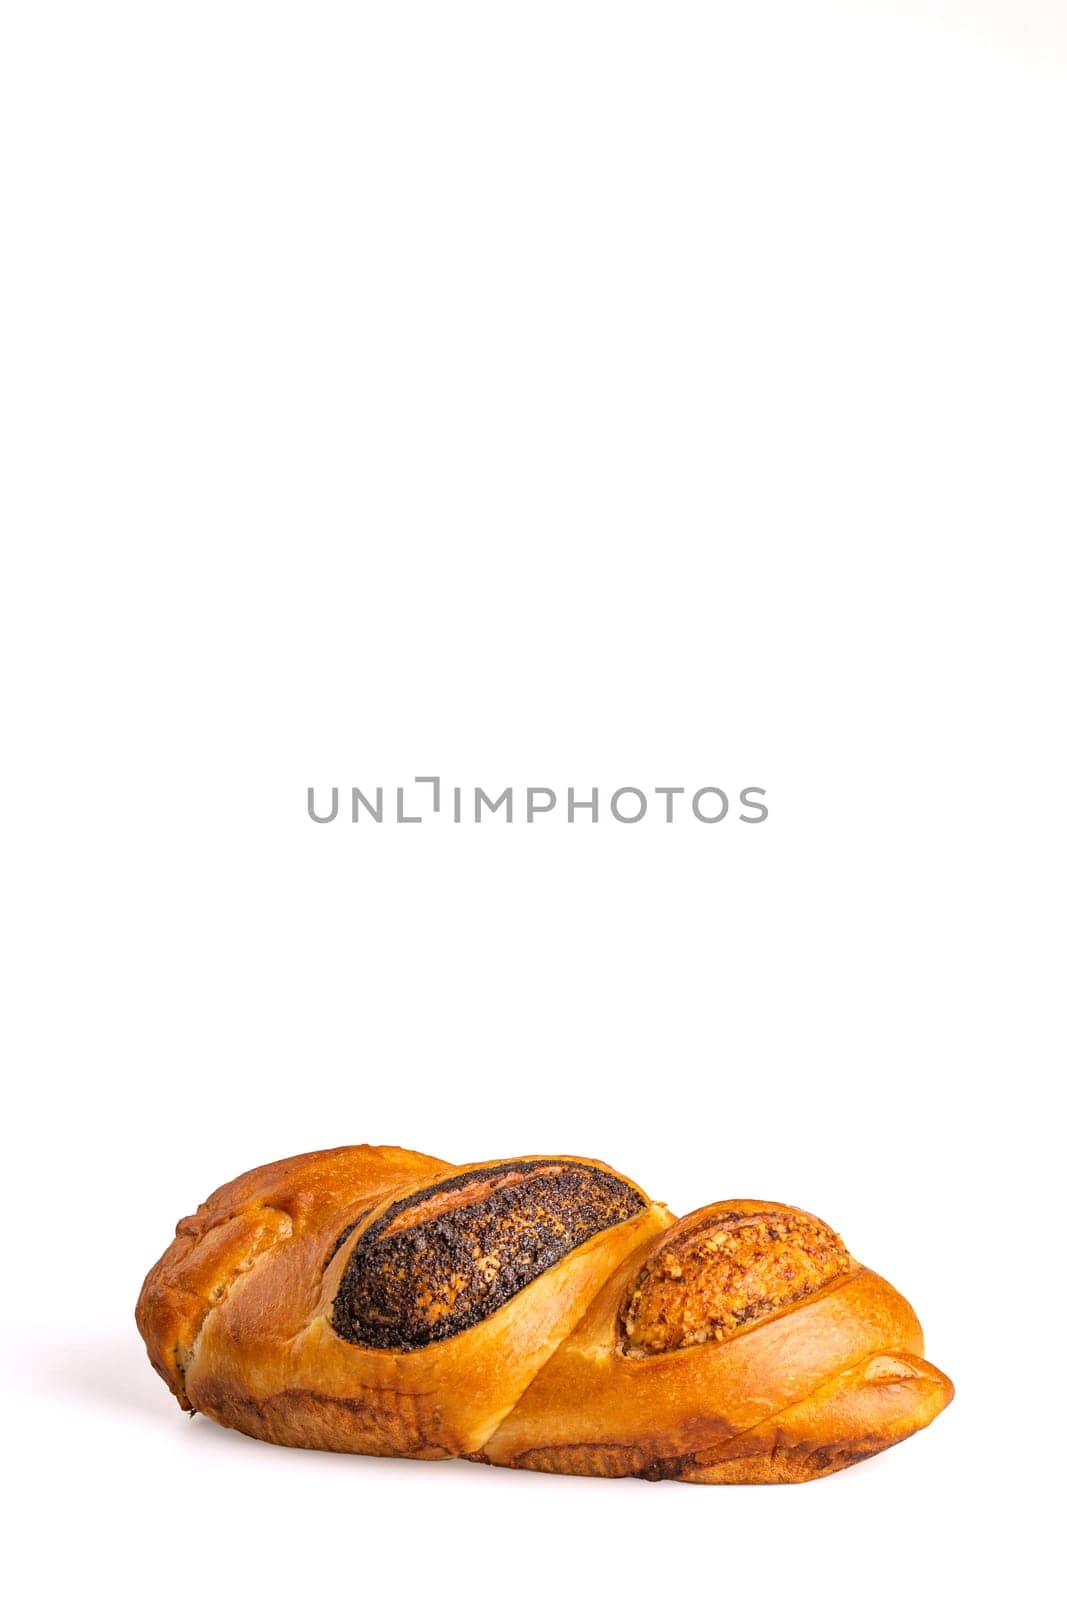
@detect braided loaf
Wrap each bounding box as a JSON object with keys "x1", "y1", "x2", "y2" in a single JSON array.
[{"x1": 136, "y1": 1145, "x2": 952, "y2": 1483}]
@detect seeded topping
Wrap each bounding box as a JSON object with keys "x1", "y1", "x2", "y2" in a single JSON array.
[
  {"x1": 622, "y1": 1206, "x2": 851, "y2": 1355},
  {"x1": 332, "y1": 1160, "x2": 645, "y2": 1349}
]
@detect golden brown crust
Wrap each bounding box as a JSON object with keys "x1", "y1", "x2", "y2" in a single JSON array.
[
  {"x1": 135, "y1": 1144, "x2": 448, "y2": 1407},
  {"x1": 669, "y1": 1352, "x2": 952, "y2": 1483},
  {"x1": 136, "y1": 1150, "x2": 953, "y2": 1481}
]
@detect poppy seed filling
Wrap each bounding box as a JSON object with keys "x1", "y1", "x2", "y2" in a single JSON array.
[{"x1": 331, "y1": 1160, "x2": 645, "y2": 1349}]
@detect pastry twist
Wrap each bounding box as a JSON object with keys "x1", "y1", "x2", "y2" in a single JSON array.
[{"x1": 136, "y1": 1145, "x2": 952, "y2": 1483}]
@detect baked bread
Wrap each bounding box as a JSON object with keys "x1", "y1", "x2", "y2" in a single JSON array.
[{"x1": 136, "y1": 1145, "x2": 953, "y2": 1482}]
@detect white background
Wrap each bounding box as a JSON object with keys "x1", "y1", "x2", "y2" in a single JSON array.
[{"x1": 2, "y1": 1, "x2": 1063, "y2": 1594}]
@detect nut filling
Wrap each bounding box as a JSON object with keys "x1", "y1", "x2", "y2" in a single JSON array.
[
  {"x1": 332, "y1": 1160, "x2": 645, "y2": 1350},
  {"x1": 622, "y1": 1207, "x2": 851, "y2": 1355}
]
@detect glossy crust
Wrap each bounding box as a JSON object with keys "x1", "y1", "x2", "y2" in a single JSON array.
[{"x1": 137, "y1": 1146, "x2": 953, "y2": 1481}]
